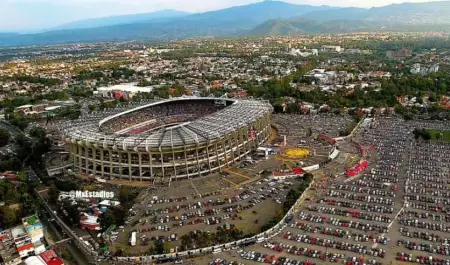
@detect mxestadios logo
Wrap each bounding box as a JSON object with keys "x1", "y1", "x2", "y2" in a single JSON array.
[{"x1": 69, "y1": 190, "x2": 114, "y2": 199}]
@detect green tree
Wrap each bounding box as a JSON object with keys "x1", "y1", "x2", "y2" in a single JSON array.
[
  {"x1": 0, "y1": 206, "x2": 18, "y2": 228},
  {"x1": 0, "y1": 129, "x2": 10, "y2": 147},
  {"x1": 154, "y1": 239, "x2": 165, "y2": 254},
  {"x1": 48, "y1": 185, "x2": 60, "y2": 204}
]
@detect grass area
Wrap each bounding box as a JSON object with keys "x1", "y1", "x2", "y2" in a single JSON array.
[{"x1": 426, "y1": 129, "x2": 450, "y2": 142}]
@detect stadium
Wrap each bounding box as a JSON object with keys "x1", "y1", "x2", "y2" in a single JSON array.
[{"x1": 62, "y1": 97, "x2": 273, "y2": 183}]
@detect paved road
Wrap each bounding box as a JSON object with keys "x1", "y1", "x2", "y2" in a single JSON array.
[{"x1": 40, "y1": 213, "x2": 93, "y2": 265}]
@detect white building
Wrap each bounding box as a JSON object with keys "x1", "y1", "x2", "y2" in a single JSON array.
[
  {"x1": 410, "y1": 63, "x2": 439, "y2": 76},
  {"x1": 321, "y1": 45, "x2": 343, "y2": 53}
]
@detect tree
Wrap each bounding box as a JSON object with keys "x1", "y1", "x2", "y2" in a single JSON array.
[
  {"x1": 48, "y1": 185, "x2": 60, "y2": 204},
  {"x1": 7, "y1": 114, "x2": 29, "y2": 131},
  {"x1": 99, "y1": 210, "x2": 116, "y2": 230},
  {"x1": 0, "y1": 129, "x2": 10, "y2": 147},
  {"x1": 303, "y1": 173, "x2": 314, "y2": 183},
  {"x1": 428, "y1": 94, "x2": 438, "y2": 102},
  {"x1": 29, "y1": 127, "x2": 46, "y2": 138},
  {"x1": 118, "y1": 186, "x2": 137, "y2": 208},
  {"x1": 62, "y1": 201, "x2": 80, "y2": 225},
  {"x1": 99, "y1": 207, "x2": 126, "y2": 230},
  {"x1": 0, "y1": 206, "x2": 18, "y2": 228},
  {"x1": 154, "y1": 239, "x2": 165, "y2": 254},
  {"x1": 145, "y1": 246, "x2": 155, "y2": 255}
]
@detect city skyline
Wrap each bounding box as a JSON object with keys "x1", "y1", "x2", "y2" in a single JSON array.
[{"x1": 0, "y1": 0, "x2": 438, "y2": 31}]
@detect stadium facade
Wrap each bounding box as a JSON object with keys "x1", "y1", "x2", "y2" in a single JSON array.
[{"x1": 63, "y1": 97, "x2": 273, "y2": 182}]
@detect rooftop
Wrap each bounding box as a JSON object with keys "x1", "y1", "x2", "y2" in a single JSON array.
[{"x1": 63, "y1": 97, "x2": 273, "y2": 149}]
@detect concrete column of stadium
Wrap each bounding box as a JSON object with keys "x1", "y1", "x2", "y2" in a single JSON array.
[
  {"x1": 68, "y1": 144, "x2": 73, "y2": 165},
  {"x1": 171, "y1": 145, "x2": 176, "y2": 183},
  {"x1": 148, "y1": 151, "x2": 154, "y2": 183},
  {"x1": 230, "y1": 132, "x2": 238, "y2": 163},
  {"x1": 100, "y1": 149, "x2": 104, "y2": 177},
  {"x1": 206, "y1": 140, "x2": 212, "y2": 173},
  {"x1": 138, "y1": 153, "x2": 142, "y2": 181},
  {"x1": 118, "y1": 151, "x2": 122, "y2": 178},
  {"x1": 159, "y1": 148, "x2": 165, "y2": 180},
  {"x1": 92, "y1": 147, "x2": 97, "y2": 176},
  {"x1": 183, "y1": 146, "x2": 189, "y2": 179},
  {"x1": 78, "y1": 145, "x2": 82, "y2": 173},
  {"x1": 228, "y1": 135, "x2": 235, "y2": 163},
  {"x1": 109, "y1": 149, "x2": 113, "y2": 177},
  {"x1": 128, "y1": 152, "x2": 132, "y2": 180},
  {"x1": 195, "y1": 144, "x2": 200, "y2": 178},
  {"x1": 240, "y1": 130, "x2": 247, "y2": 159},
  {"x1": 85, "y1": 146, "x2": 90, "y2": 174},
  {"x1": 215, "y1": 142, "x2": 221, "y2": 171},
  {"x1": 235, "y1": 129, "x2": 244, "y2": 159},
  {"x1": 220, "y1": 138, "x2": 228, "y2": 167}
]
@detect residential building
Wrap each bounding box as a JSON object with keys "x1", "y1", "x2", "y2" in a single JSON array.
[
  {"x1": 386, "y1": 48, "x2": 412, "y2": 59},
  {"x1": 22, "y1": 216, "x2": 44, "y2": 244}
]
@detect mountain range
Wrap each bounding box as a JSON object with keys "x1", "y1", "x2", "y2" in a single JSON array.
[
  {"x1": 53, "y1": 10, "x2": 191, "y2": 30},
  {"x1": 1, "y1": 0, "x2": 450, "y2": 47}
]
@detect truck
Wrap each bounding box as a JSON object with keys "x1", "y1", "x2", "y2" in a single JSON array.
[{"x1": 130, "y1": 231, "x2": 137, "y2": 246}]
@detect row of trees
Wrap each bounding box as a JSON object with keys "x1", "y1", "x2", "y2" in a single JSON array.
[{"x1": 179, "y1": 228, "x2": 249, "y2": 252}]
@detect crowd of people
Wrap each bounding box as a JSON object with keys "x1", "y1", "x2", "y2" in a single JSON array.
[{"x1": 100, "y1": 100, "x2": 221, "y2": 134}]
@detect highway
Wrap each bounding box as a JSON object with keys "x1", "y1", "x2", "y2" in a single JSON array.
[
  {"x1": 40, "y1": 213, "x2": 93, "y2": 265},
  {"x1": 35, "y1": 189, "x2": 98, "y2": 264}
]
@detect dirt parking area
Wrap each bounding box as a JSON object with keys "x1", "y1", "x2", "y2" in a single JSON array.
[{"x1": 110, "y1": 169, "x2": 305, "y2": 255}]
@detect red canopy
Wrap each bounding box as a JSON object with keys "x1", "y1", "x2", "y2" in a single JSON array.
[{"x1": 293, "y1": 168, "x2": 304, "y2": 174}]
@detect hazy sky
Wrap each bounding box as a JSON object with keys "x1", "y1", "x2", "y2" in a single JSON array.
[{"x1": 0, "y1": 0, "x2": 436, "y2": 31}]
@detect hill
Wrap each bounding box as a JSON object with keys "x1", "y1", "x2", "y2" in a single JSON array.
[
  {"x1": 247, "y1": 18, "x2": 450, "y2": 36},
  {"x1": 246, "y1": 19, "x2": 384, "y2": 36},
  {"x1": 0, "y1": 1, "x2": 335, "y2": 46},
  {"x1": 300, "y1": 7, "x2": 368, "y2": 22},
  {"x1": 367, "y1": 1, "x2": 450, "y2": 24},
  {"x1": 2, "y1": 0, "x2": 450, "y2": 46},
  {"x1": 299, "y1": 1, "x2": 450, "y2": 24},
  {"x1": 53, "y1": 10, "x2": 190, "y2": 30},
  {"x1": 179, "y1": 1, "x2": 334, "y2": 25}
]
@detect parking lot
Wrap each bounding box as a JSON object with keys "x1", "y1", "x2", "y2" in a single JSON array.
[
  {"x1": 197, "y1": 117, "x2": 450, "y2": 265},
  {"x1": 110, "y1": 171, "x2": 307, "y2": 254},
  {"x1": 105, "y1": 114, "x2": 361, "y2": 256},
  {"x1": 104, "y1": 114, "x2": 450, "y2": 265}
]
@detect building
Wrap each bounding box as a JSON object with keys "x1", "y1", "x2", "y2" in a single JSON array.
[
  {"x1": 63, "y1": 97, "x2": 273, "y2": 182},
  {"x1": 0, "y1": 230, "x2": 22, "y2": 265},
  {"x1": 10, "y1": 226, "x2": 32, "y2": 258},
  {"x1": 386, "y1": 48, "x2": 412, "y2": 59},
  {"x1": 95, "y1": 83, "x2": 154, "y2": 100},
  {"x1": 289, "y1": 48, "x2": 318, "y2": 57},
  {"x1": 321, "y1": 45, "x2": 342, "y2": 53},
  {"x1": 22, "y1": 216, "x2": 44, "y2": 244},
  {"x1": 410, "y1": 63, "x2": 439, "y2": 75},
  {"x1": 24, "y1": 250, "x2": 64, "y2": 265},
  {"x1": 39, "y1": 250, "x2": 64, "y2": 265},
  {"x1": 9, "y1": 216, "x2": 45, "y2": 259},
  {"x1": 16, "y1": 243, "x2": 34, "y2": 258}
]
